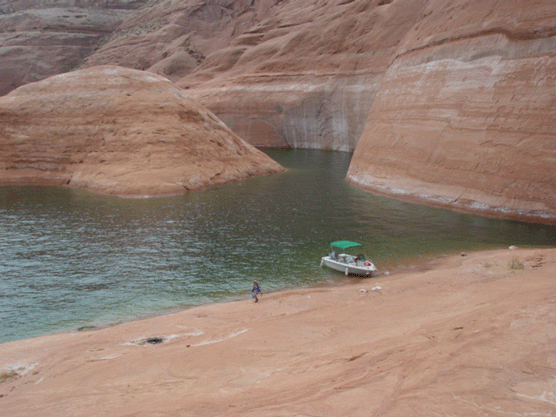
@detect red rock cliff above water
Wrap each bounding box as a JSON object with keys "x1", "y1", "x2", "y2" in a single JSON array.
[
  {"x1": 347, "y1": 0, "x2": 556, "y2": 223},
  {"x1": 0, "y1": 66, "x2": 285, "y2": 197},
  {"x1": 0, "y1": 0, "x2": 555, "y2": 222},
  {"x1": 171, "y1": 0, "x2": 556, "y2": 222}
]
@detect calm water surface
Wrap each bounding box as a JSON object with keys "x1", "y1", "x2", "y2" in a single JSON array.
[{"x1": 1, "y1": 149, "x2": 555, "y2": 343}]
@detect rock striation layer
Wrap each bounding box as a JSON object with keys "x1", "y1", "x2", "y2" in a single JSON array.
[
  {"x1": 1, "y1": 0, "x2": 555, "y2": 221},
  {"x1": 0, "y1": 65, "x2": 284, "y2": 197},
  {"x1": 0, "y1": 0, "x2": 148, "y2": 96},
  {"x1": 347, "y1": 0, "x2": 556, "y2": 223},
  {"x1": 178, "y1": 0, "x2": 427, "y2": 151}
]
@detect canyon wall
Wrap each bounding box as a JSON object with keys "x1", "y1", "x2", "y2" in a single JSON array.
[
  {"x1": 82, "y1": 0, "x2": 277, "y2": 80},
  {"x1": 1, "y1": 0, "x2": 427, "y2": 151},
  {"x1": 347, "y1": 0, "x2": 556, "y2": 222},
  {"x1": 179, "y1": 0, "x2": 428, "y2": 150},
  {"x1": 0, "y1": 0, "x2": 148, "y2": 96},
  {"x1": 80, "y1": 0, "x2": 402, "y2": 151},
  {"x1": 0, "y1": 66, "x2": 284, "y2": 197},
  {"x1": 0, "y1": 0, "x2": 555, "y2": 220}
]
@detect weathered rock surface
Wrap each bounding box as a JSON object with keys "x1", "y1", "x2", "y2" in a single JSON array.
[
  {"x1": 69, "y1": 0, "x2": 428, "y2": 151},
  {"x1": 179, "y1": 0, "x2": 427, "y2": 151},
  {"x1": 0, "y1": 65, "x2": 284, "y2": 197},
  {"x1": 0, "y1": 0, "x2": 148, "y2": 96},
  {"x1": 1, "y1": 0, "x2": 555, "y2": 221},
  {"x1": 83, "y1": 0, "x2": 276, "y2": 81},
  {"x1": 1, "y1": 0, "x2": 427, "y2": 151},
  {"x1": 347, "y1": 0, "x2": 556, "y2": 223}
]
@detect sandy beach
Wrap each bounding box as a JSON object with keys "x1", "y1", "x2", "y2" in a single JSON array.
[{"x1": 1, "y1": 247, "x2": 555, "y2": 416}]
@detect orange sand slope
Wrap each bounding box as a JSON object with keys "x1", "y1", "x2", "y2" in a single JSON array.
[{"x1": 1, "y1": 248, "x2": 555, "y2": 416}]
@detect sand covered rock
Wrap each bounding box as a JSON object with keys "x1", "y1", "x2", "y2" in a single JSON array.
[
  {"x1": 1, "y1": 248, "x2": 555, "y2": 416},
  {"x1": 347, "y1": 0, "x2": 556, "y2": 223},
  {"x1": 0, "y1": 65, "x2": 284, "y2": 197}
]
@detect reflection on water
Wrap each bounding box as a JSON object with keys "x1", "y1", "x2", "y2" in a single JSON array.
[{"x1": 1, "y1": 149, "x2": 555, "y2": 343}]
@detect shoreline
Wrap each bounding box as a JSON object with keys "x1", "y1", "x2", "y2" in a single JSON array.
[
  {"x1": 0, "y1": 246, "x2": 532, "y2": 345},
  {"x1": 346, "y1": 176, "x2": 556, "y2": 225},
  {"x1": 0, "y1": 246, "x2": 471, "y2": 345},
  {"x1": 2, "y1": 247, "x2": 478, "y2": 345},
  {"x1": 2, "y1": 247, "x2": 556, "y2": 416}
]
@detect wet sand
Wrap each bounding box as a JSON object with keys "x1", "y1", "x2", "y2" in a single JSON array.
[{"x1": 1, "y1": 247, "x2": 555, "y2": 416}]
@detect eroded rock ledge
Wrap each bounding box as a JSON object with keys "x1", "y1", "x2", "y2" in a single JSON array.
[{"x1": 0, "y1": 65, "x2": 285, "y2": 197}]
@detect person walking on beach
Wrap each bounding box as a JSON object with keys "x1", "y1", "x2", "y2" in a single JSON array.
[{"x1": 252, "y1": 280, "x2": 262, "y2": 303}]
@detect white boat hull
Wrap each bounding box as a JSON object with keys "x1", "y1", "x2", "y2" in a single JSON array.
[{"x1": 321, "y1": 255, "x2": 377, "y2": 277}]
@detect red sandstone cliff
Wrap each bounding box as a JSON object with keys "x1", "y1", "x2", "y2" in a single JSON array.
[
  {"x1": 347, "y1": 0, "x2": 556, "y2": 223},
  {"x1": 0, "y1": 66, "x2": 284, "y2": 197},
  {"x1": 83, "y1": 0, "x2": 278, "y2": 81},
  {"x1": 178, "y1": 0, "x2": 425, "y2": 150},
  {"x1": 0, "y1": 0, "x2": 149, "y2": 96},
  {"x1": 2, "y1": 0, "x2": 425, "y2": 151},
  {"x1": 0, "y1": 0, "x2": 555, "y2": 221},
  {"x1": 175, "y1": 0, "x2": 556, "y2": 222}
]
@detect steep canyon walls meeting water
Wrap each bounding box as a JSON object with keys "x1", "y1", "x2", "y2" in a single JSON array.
[
  {"x1": 2, "y1": 150, "x2": 556, "y2": 344},
  {"x1": 1, "y1": 3, "x2": 555, "y2": 415},
  {"x1": 0, "y1": 0, "x2": 555, "y2": 343},
  {"x1": 1, "y1": 0, "x2": 555, "y2": 223},
  {"x1": 0, "y1": 66, "x2": 285, "y2": 196}
]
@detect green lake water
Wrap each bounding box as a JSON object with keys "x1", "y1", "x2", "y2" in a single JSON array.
[{"x1": 1, "y1": 149, "x2": 555, "y2": 343}]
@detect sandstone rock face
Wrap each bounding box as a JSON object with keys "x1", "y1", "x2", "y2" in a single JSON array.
[
  {"x1": 347, "y1": 0, "x2": 556, "y2": 223},
  {"x1": 0, "y1": 0, "x2": 148, "y2": 96},
  {"x1": 77, "y1": 0, "x2": 428, "y2": 151},
  {"x1": 0, "y1": 66, "x2": 284, "y2": 197},
  {"x1": 83, "y1": 0, "x2": 277, "y2": 81},
  {"x1": 0, "y1": 0, "x2": 420, "y2": 151},
  {"x1": 180, "y1": 0, "x2": 427, "y2": 151},
  {"x1": 1, "y1": 0, "x2": 555, "y2": 221}
]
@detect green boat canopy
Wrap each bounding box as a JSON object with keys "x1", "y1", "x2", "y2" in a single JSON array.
[{"x1": 330, "y1": 241, "x2": 363, "y2": 250}]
